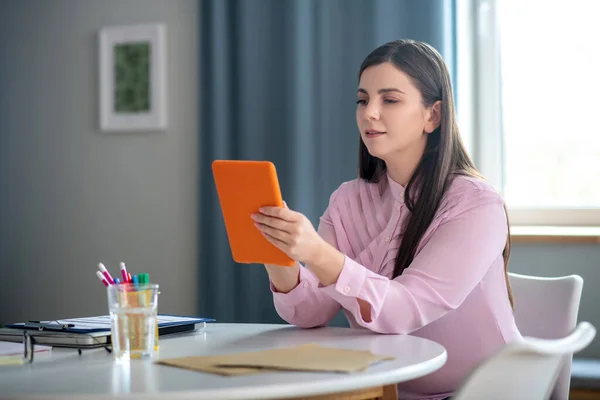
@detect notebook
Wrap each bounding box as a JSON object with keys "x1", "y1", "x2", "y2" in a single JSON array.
[
  {"x1": 0, "y1": 315, "x2": 214, "y2": 348},
  {"x1": 0, "y1": 328, "x2": 110, "y2": 348},
  {"x1": 0, "y1": 341, "x2": 53, "y2": 366},
  {"x1": 0, "y1": 341, "x2": 52, "y2": 356}
]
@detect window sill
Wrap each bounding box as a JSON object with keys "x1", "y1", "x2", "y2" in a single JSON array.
[{"x1": 510, "y1": 226, "x2": 600, "y2": 244}]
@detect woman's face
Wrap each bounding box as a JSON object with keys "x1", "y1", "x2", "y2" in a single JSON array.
[{"x1": 356, "y1": 62, "x2": 438, "y2": 163}]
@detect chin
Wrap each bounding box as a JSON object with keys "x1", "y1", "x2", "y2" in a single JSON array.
[{"x1": 363, "y1": 144, "x2": 390, "y2": 161}]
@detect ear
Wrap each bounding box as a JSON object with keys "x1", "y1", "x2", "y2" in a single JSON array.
[{"x1": 424, "y1": 101, "x2": 442, "y2": 134}]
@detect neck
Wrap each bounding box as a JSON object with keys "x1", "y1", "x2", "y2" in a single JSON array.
[{"x1": 384, "y1": 141, "x2": 426, "y2": 186}]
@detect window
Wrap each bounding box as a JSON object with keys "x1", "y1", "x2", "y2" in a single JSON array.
[{"x1": 457, "y1": 0, "x2": 600, "y2": 226}]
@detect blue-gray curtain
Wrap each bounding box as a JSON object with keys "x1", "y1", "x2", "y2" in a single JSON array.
[{"x1": 198, "y1": 0, "x2": 456, "y2": 324}]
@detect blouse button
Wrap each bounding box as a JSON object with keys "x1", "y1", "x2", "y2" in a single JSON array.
[{"x1": 384, "y1": 236, "x2": 390, "y2": 243}]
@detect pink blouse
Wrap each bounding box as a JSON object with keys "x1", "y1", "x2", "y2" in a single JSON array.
[{"x1": 270, "y1": 173, "x2": 522, "y2": 400}]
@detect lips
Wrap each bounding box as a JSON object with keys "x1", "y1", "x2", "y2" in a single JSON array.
[{"x1": 365, "y1": 129, "x2": 386, "y2": 136}]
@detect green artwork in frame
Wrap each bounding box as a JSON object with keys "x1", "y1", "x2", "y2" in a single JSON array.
[
  {"x1": 99, "y1": 23, "x2": 166, "y2": 132},
  {"x1": 113, "y1": 42, "x2": 151, "y2": 113}
]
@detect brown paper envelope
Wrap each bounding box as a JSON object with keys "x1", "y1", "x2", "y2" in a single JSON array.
[
  {"x1": 157, "y1": 343, "x2": 394, "y2": 375},
  {"x1": 156, "y1": 354, "x2": 269, "y2": 376},
  {"x1": 215, "y1": 343, "x2": 394, "y2": 373}
]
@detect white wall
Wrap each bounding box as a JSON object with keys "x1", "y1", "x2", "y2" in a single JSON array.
[{"x1": 0, "y1": 0, "x2": 199, "y2": 323}]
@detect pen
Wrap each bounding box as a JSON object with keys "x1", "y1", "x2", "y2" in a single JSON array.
[
  {"x1": 120, "y1": 262, "x2": 130, "y2": 283},
  {"x1": 96, "y1": 271, "x2": 109, "y2": 287},
  {"x1": 25, "y1": 322, "x2": 75, "y2": 330},
  {"x1": 114, "y1": 278, "x2": 121, "y2": 285},
  {"x1": 98, "y1": 263, "x2": 115, "y2": 285}
]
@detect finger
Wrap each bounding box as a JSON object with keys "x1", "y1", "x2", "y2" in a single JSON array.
[
  {"x1": 259, "y1": 206, "x2": 298, "y2": 222},
  {"x1": 255, "y1": 222, "x2": 291, "y2": 244},
  {"x1": 282, "y1": 201, "x2": 288, "y2": 209},
  {"x1": 260, "y1": 230, "x2": 289, "y2": 251},
  {"x1": 252, "y1": 214, "x2": 292, "y2": 232}
]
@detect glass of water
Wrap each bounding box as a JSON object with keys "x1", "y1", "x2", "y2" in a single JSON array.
[{"x1": 107, "y1": 283, "x2": 159, "y2": 361}]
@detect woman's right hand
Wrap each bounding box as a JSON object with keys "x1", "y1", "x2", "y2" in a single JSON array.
[
  {"x1": 265, "y1": 262, "x2": 301, "y2": 293},
  {"x1": 262, "y1": 200, "x2": 302, "y2": 293}
]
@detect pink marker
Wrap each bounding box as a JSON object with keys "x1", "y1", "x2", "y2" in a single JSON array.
[
  {"x1": 98, "y1": 263, "x2": 115, "y2": 285},
  {"x1": 96, "y1": 271, "x2": 109, "y2": 287},
  {"x1": 119, "y1": 262, "x2": 129, "y2": 283}
]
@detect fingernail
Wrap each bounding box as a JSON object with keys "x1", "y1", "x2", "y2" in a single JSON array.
[{"x1": 250, "y1": 214, "x2": 257, "y2": 220}]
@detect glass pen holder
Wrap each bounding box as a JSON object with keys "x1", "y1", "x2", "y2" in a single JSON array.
[{"x1": 107, "y1": 283, "x2": 159, "y2": 361}]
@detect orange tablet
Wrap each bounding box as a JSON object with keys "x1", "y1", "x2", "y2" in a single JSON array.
[{"x1": 211, "y1": 160, "x2": 295, "y2": 266}]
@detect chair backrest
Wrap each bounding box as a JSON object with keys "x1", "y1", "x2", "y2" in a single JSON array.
[
  {"x1": 507, "y1": 272, "x2": 584, "y2": 400},
  {"x1": 453, "y1": 321, "x2": 596, "y2": 400}
]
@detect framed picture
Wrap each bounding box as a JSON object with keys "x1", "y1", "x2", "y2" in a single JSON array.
[{"x1": 98, "y1": 23, "x2": 167, "y2": 132}]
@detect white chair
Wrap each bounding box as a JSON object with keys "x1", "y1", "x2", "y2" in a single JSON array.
[
  {"x1": 508, "y1": 272, "x2": 584, "y2": 400},
  {"x1": 452, "y1": 321, "x2": 596, "y2": 400}
]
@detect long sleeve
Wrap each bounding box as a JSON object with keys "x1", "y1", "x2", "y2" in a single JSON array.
[
  {"x1": 319, "y1": 188, "x2": 508, "y2": 334},
  {"x1": 271, "y1": 201, "x2": 342, "y2": 328}
]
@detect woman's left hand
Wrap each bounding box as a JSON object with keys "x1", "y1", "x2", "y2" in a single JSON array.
[{"x1": 252, "y1": 204, "x2": 324, "y2": 264}]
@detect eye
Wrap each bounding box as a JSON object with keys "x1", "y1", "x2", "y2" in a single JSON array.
[
  {"x1": 356, "y1": 99, "x2": 367, "y2": 106},
  {"x1": 384, "y1": 99, "x2": 399, "y2": 104}
]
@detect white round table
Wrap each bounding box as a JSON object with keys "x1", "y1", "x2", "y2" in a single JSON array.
[{"x1": 0, "y1": 323, "x2": 447, "y2": 399}]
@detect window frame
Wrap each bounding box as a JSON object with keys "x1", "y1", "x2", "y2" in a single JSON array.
[{"x1": 456, "y1": 0, "x2": 600, "y2": 227}]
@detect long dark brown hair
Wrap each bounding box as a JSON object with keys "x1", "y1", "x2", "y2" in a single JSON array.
[{"x1": 357, "y1": 40, "x2": 513, "y2": 307}]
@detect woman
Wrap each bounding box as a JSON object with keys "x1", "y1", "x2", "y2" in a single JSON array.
[{"x1": 251, "y1": 39, "x2": 522, "y2": 400}]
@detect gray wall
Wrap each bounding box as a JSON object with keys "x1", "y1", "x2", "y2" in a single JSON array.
[
  {"x1": 0, "y1": 0, "x2": 199, "y2": 323},
  {"x1": 510, "y1": 244, "x2": 600, "y2": 358}
]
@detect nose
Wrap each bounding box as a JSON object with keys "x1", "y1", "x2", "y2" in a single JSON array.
[{"x1": 364, "y1": 101, "x2": 380, "y2": 121}]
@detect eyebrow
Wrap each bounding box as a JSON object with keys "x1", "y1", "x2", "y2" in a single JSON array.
[{"x1": 357, "y1": 88, "x2": 406, "y2": 95}]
